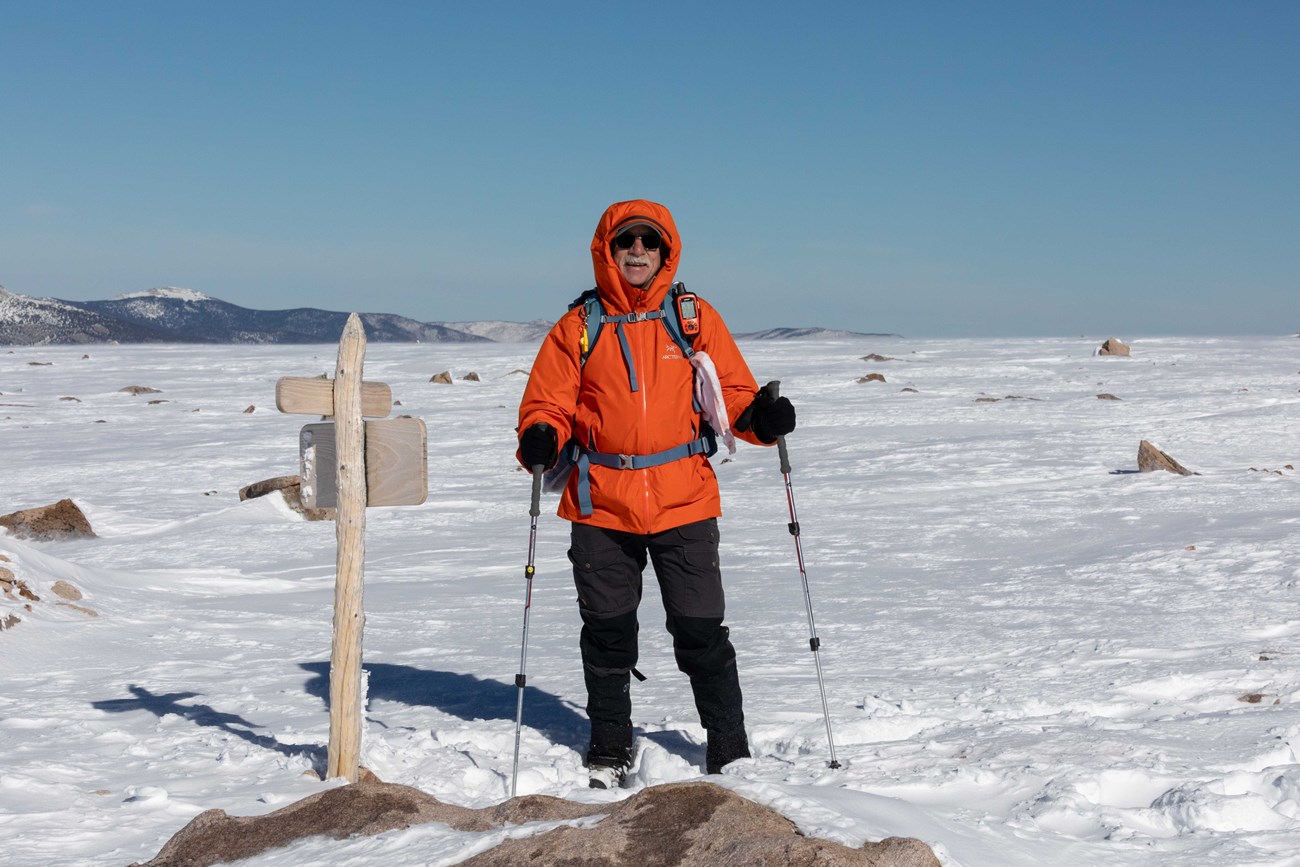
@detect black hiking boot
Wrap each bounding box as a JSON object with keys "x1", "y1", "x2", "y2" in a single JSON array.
[
  {"x1": 587, "y1": 759, "x2": 629, "y2": 789},
  {"x1": 586, "y1": 720, "x2": 633, "y2": 789}
]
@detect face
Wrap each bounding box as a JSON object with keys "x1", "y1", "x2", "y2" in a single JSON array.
[{"x1": 612, "y1": 229, "x2": 663, "y2": 290}]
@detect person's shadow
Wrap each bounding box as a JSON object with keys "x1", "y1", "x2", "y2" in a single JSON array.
[
  {"x1": 92, "y1": 668, "x2": 699, "y2": 773},
  {"x1": 92, "y1": 684, "x2": 327, "y2": 774},
  {"x1": 300, "y1": 661, "x2": 589, "y2": 751}
]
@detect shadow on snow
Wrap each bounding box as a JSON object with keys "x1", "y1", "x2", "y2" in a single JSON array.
[
  {"x1": 91, "y1": 667, "x2": 701, "y2": 772},
  {"x1": 300, "y1": 661, "x2": 589, "y2": 752},
  {"x1": 91, "y1": 684, "x2": 327, "y2": 774}
]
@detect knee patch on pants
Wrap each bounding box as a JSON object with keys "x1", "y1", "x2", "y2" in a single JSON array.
[
  {"x1": 580, "y1": 609, "x2": 639, "y2": 677},
  {"x1": 666, "y1": 616, "x2": 736, "y2": 680}
]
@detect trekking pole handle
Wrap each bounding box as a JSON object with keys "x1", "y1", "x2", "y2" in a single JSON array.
[
  {"x1": 762, "y1": 380, "x2": 792, "y2": 474},
  {"x1": 529, "y1": 465, "x2": 544, "y2": 517}
]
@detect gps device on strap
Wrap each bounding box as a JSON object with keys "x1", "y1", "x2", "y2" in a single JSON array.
[{"x1": 675, "y1": 292, "x2": 701, "y2": 336}]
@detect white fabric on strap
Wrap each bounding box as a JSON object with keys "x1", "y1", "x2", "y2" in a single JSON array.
[{"x1": 690, "y1": 350, "x2": 736, "y2": 455}]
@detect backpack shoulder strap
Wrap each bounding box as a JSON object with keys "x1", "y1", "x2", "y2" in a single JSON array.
[
  {"x1": 568, "y1": 287, "x2": 599, "y2": 312},
  {"x1": 659, "y1": 282, "x2": 698, "y2": 359},
  {"x1": 568, "y1": 288, "x2": 603, "y2": 365},
  {"x1": 568, "y1": 283, "x2": 701, "y2": 370}
]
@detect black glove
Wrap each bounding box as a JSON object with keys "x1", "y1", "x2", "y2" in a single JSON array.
[
  {"x1": 741, "y1": 390, "x2": 796, "y2": 444},
  {"x1": 519, "y1": 422, "x2": 558, "y2": 471}
]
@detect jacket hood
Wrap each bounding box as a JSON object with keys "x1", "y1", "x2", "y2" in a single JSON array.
[{"x1": 590, "y1": 199, "x2": 681, "y2": 315}]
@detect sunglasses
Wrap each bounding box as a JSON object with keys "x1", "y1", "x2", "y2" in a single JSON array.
[{"x1": 613, "y1": 230, "x2": 663, "y2": 250}]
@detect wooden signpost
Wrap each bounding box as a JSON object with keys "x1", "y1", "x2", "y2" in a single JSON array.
[
  {"x1": 298, "y1": 418, "x2": 428, "y2": 509},
  {"x1": 275, "y1": 313, "x2": 427, "y2": 782}
]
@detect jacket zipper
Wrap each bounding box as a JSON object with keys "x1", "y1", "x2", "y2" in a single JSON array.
[{"x1": 636, "y1": 291, "x2": 653, "y2": 531}]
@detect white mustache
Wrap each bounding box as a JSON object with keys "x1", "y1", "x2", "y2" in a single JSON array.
[{"x1": 624, "y1": 257, "x2": 651, "y2": 266}]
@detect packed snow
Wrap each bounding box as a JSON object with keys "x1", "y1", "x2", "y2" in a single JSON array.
[{"x1": 2, "y1": 335, "x2": 1298, "y2": 866}]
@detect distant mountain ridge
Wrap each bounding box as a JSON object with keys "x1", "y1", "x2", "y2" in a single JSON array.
[
  {"x1": 738, "y1": 326, "x2": 901, "y2": 340},
  {"x1": 77, "y1": 289, "x2": 492, "y2": 345},
  {"x1": 0, "y1": 286, "x2": 895, "y2": 345}
]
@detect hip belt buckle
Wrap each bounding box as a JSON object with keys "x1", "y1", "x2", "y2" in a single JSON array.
[{"x1": 619, "y1": 454, "x2": 635, "y2": 469}]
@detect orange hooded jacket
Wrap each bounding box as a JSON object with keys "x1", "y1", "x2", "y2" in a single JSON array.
[{"x1": 517, "y1": 199, "x2": 768, "y2": 535}]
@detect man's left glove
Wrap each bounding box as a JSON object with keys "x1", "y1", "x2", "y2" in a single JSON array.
[
  {"x1": 519, "y1": 422, "x2": 558, "y2": 471},
  {"x1": 739, "y1": 390, "x2": 796, "y2": 443}
]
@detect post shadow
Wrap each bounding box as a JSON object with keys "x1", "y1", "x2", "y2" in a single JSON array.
[
  {"x1": 90, "y1": 673, "x2": 696, "y2": 773},
  {"x1": 300, "y1": 661, "x2": 589, "y2": 751},
  {"x1": 91, "y1": 684, "x2": 326, "y2": 774}
]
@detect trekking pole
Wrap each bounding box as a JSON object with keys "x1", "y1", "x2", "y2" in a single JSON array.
[
  {"x1": 510, "y1": 464, "x2": 544, "y2": 797},
  {"x1": 763, "y1": 381, "x2": 840, "y2": 769}
]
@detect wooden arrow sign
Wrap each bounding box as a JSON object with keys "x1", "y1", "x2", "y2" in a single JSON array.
[{"x1": 276, "y1": 376, "x2": 393, "y2": 418}]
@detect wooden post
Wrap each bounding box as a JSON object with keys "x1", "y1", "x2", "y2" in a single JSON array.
[
  {"x1": 275, "y1": 313, "x2": 425, "y2": 783},
  {"x1": 327, "y1": 313, "x2": 367, "y2": 782}
]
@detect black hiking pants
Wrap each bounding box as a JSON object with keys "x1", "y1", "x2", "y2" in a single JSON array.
[{"x1": 568, "y1": 518, "x2": 745, "y2": 763}]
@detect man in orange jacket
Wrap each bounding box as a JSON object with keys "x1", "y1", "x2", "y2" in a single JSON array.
[{"x1": 517, "y1": 199, "x2": 796, "y2": 788}]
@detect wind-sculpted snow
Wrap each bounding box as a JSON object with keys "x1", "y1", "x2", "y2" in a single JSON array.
[{"x1": 1, "y1": 336, "x2": 1298, "y2": 865}]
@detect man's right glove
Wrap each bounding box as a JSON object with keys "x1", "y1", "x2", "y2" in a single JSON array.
[
  {"x1": 519, "y1": 422, "x2": 559, "y2": 471},
  {"x1": 738, "y1": 390, "x2": 796, "y2": 444}
]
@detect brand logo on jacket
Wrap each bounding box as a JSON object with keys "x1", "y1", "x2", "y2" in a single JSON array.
[{"x1": 662, "y1": 342, "x2": 683, "y2": 361}]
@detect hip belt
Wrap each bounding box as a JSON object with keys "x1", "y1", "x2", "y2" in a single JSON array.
[{"x1": 569, "y1": 430, "x2": 717, "y2": 516}]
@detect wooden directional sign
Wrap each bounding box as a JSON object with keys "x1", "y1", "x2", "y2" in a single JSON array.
[
  {"x1": 276, "y1": 376, "x2": 393, "y2": 418},
  {"x1": 300, "y1": 418, "x2": 429, "y2": 509}
]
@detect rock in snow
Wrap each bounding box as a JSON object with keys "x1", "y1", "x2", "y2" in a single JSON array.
[
  {"x1": 1137, "y1": 439, "x2": 1196, "y2": 475},
  {"x1": 0, "y1": 498, "x2": 96, "y2": 541},
  {"x1": 1097, "y1": 337, "x2": 1131, "y2": 356},
  {"x1": 133, "y1": 780, "x2": 939, "y2": 867}
]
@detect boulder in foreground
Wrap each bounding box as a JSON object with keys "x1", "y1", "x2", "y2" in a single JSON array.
[
  {"x1": 0, "y1": 498, "x2": 96, "y2": 541},
  {"x1": 133, "y1": 780, "x2": 940, "y2": 867}
]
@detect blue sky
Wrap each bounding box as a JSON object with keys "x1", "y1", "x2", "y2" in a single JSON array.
[{"x1": 2, "y1": 1, "x2": 1296, "y2": 336}]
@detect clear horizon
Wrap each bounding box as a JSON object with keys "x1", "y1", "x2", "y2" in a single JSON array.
[
  {"x1": 3, "y1": 282, "x2": 1299, "y2": 342},
  {"x1": 1, "y1": 2, "x2": 1296, "y2": 338}
]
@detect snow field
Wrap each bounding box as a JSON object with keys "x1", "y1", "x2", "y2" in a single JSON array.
[{"x1": 2, "y1": 335, "x2": 1299, "y2": 865}]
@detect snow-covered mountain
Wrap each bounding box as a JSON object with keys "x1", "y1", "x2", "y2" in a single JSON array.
[
  {"x1": 433, "y1": 319, "x2": 554, "y2": 344},
  {"x1": 0, "y1": 287, "x2": 496, "y2": 346},
  {"x1": 75, "y1": 288, "x2": 491, "y2": 345},
  {"x1": 115, "y1": 286, "x2": 214, "y2": 303},
  {"x1": 0, "y1": 286, "x2": 884, "y2": 345},
  {"x1": 0, "y1": 286, "x2": 174, "y2": 344}
]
